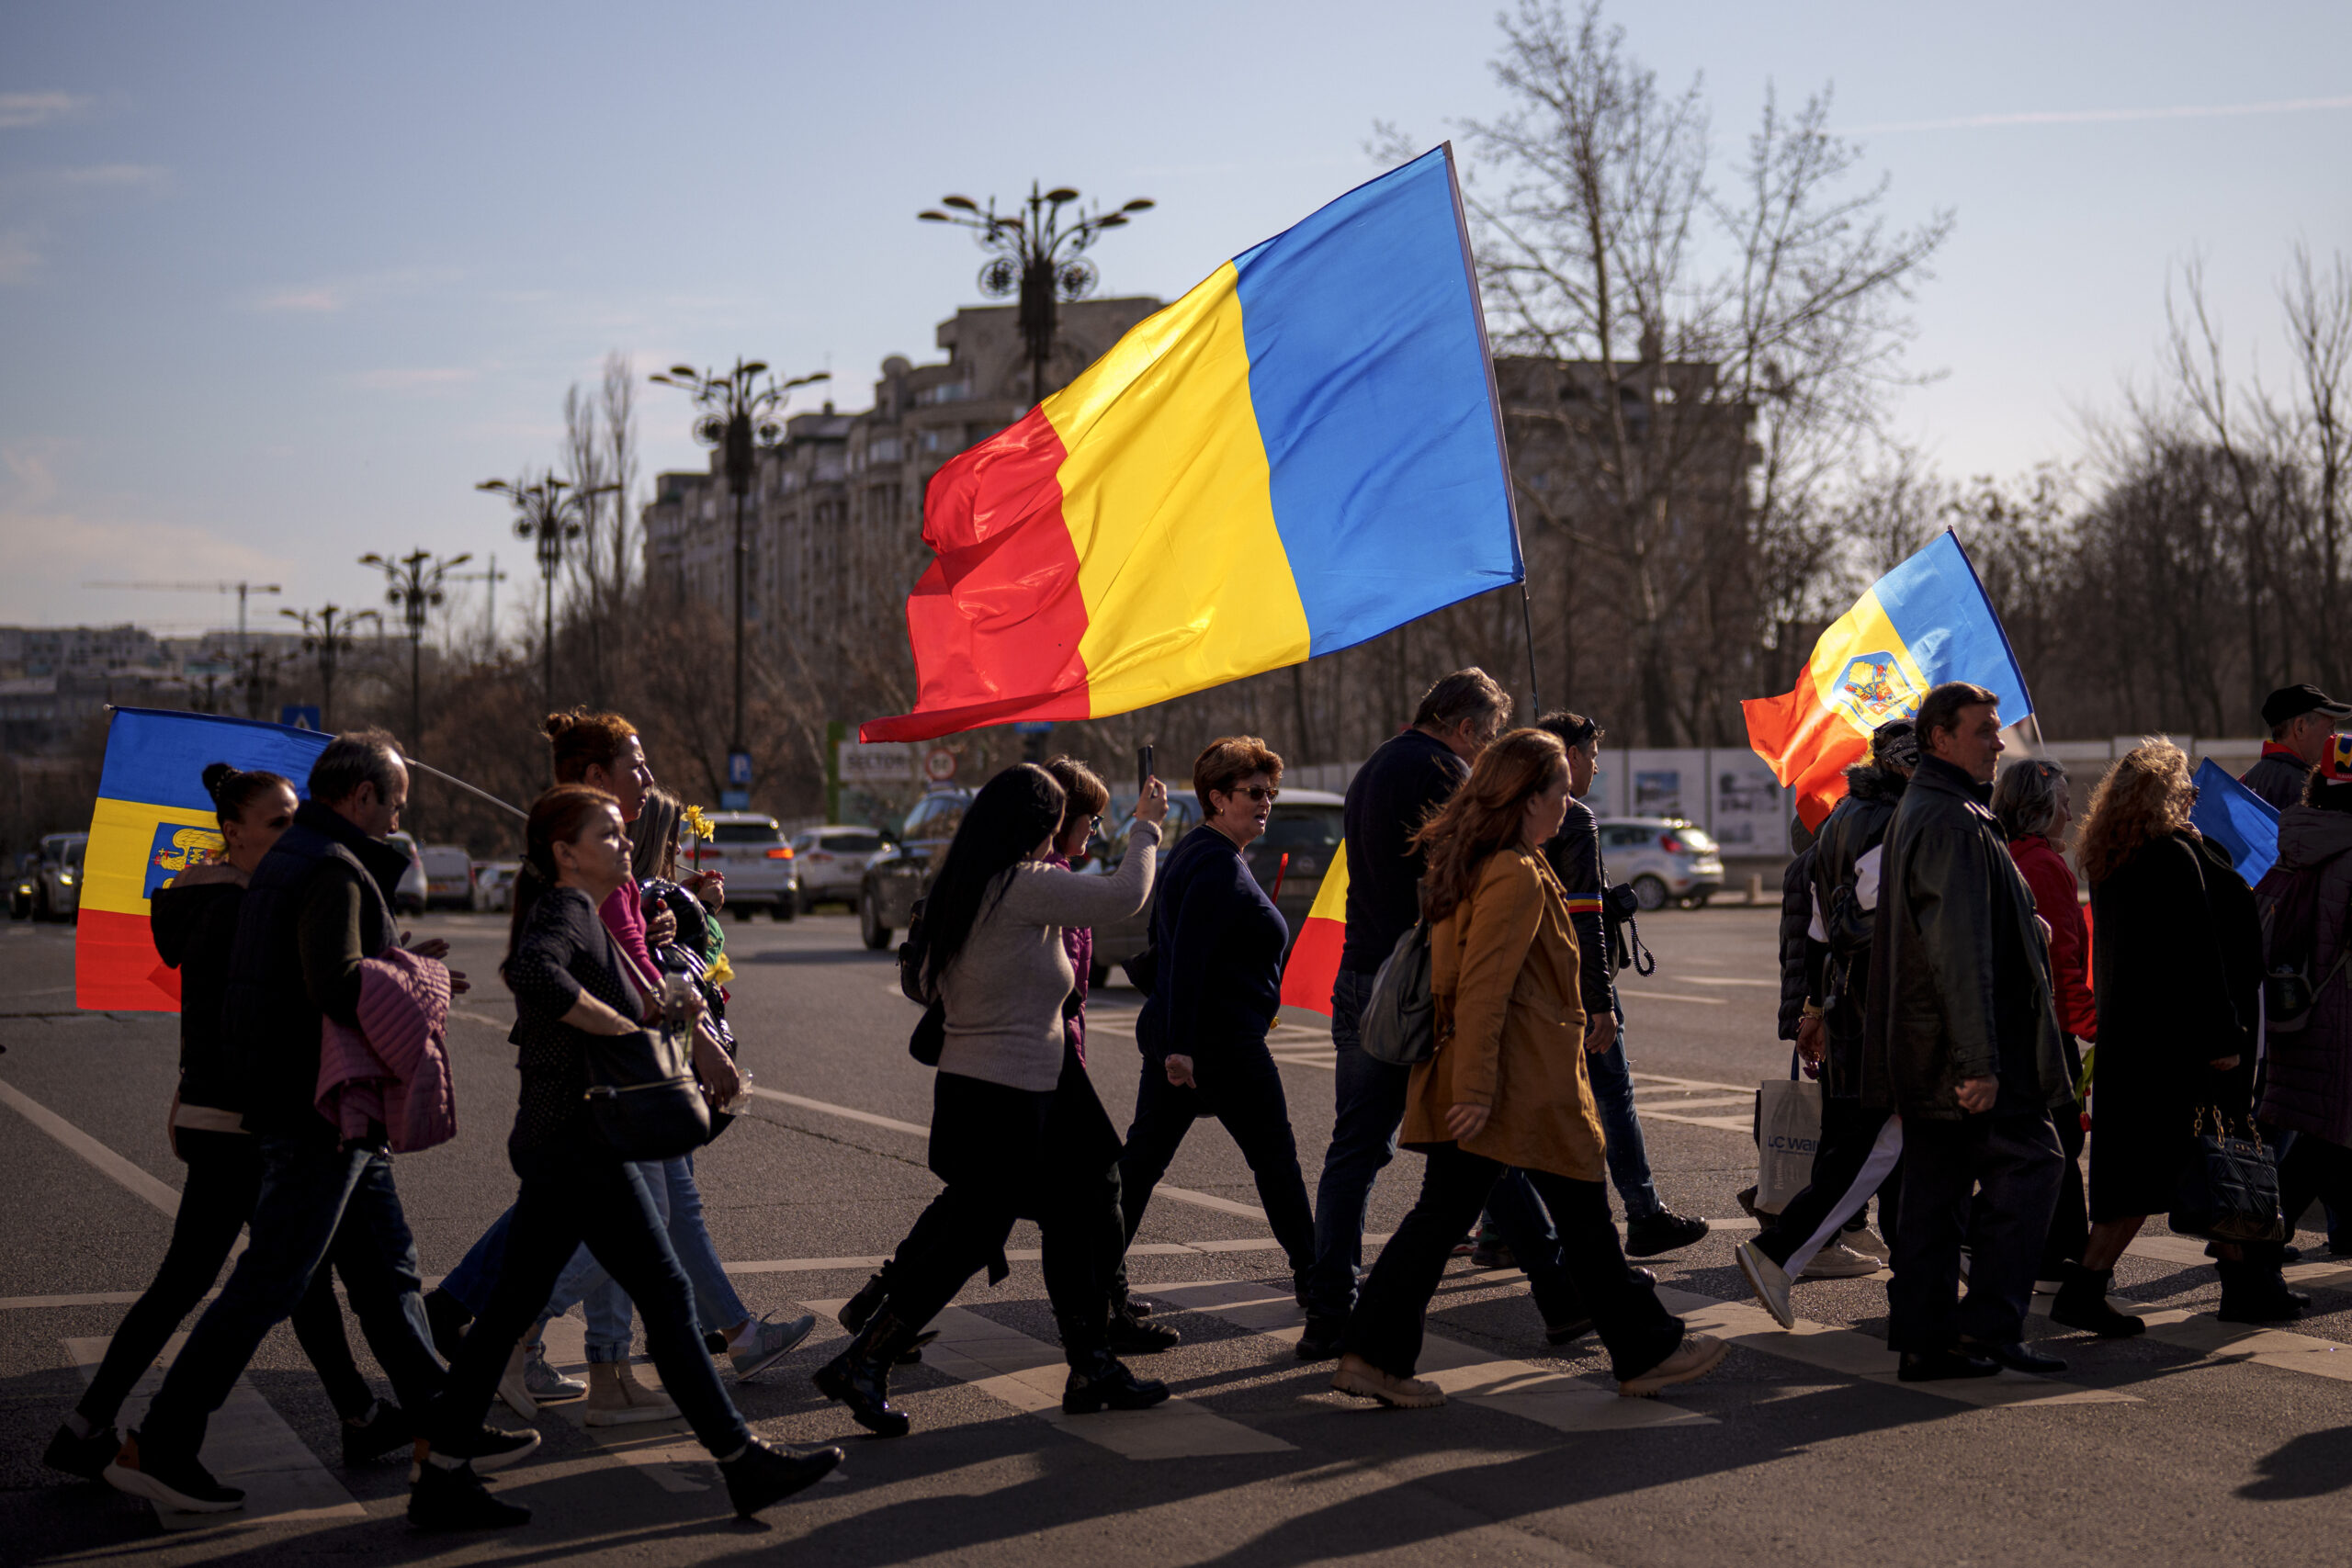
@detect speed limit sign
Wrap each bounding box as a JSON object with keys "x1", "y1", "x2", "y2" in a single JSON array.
[{"x1": 923, "y1": 748, "x2": 957, "y2": 783}]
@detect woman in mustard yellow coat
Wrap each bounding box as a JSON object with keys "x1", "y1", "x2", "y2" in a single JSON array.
[{"x1": 1331, "y1": 729, "x2": 1728, "y2": 1407}]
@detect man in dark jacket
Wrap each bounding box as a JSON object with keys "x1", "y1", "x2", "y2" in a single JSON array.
[
  {"x1": 1299, "y1": 670, "x2": 1510, "y2": 1358},
  {"x1": 1861, "y1": 683, "x2": 2072, "y2": 1382},
  {"x1": 1736, "y1": 722, "x2": 1916, "y2": 1325},
  {"x1": 107, "y1": 733, "x2": 509, "y2": 1515},
  {"x1": 2245, "y1": 683, "x2": 2352, "y2": 811},
  {"x1": 1535, "y1": 712, "x2": 1708, "y2": 1256}
]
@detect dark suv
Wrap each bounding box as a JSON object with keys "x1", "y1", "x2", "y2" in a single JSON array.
[{"x1": 856, "y1": 788, "x2": 971, "y2": 950}]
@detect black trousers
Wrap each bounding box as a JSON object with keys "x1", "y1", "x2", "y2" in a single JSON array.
[
  {"x1": 78, "y1": 1129, "x2": 372, "y2": 1427},
  {"x1": 1343, "y1": 1142, "x2": 1684, "y2": 1382},
  {"x1": 882, "y1": 1047, "x2": 1126, "y2": 1359},
  {"x1": 2276, "y1": 1131, "x2": 2352, "y2": 1246},
  {"x1": 1759, "y1": 1100, "x2": 1904, "y2": 1269},
  {"x1": 2041, "y1": 1101, "x2": 2089, "y2": 1276},
  {"x1": 431, "y1": 1140, "x2": 751, "y2": 1458},
  {"x1": 1120, "y1": 1036, "x2": 1317, "y2": 1276},
  {"x1": 1888, "y1": 1111, "x2": 2063, "y2": 1351}
]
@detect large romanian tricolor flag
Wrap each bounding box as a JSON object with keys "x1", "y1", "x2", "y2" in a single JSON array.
[
  {"x1": 76, "y1": 707, "x2": 331, "y2": 1010},
  {"x1": 1743, "y1": 529, "x2": 2032, "y2": 829},
  {"x1": 861, "y1": 145, "x2": 1522, "y2": 742},
  {"x1": 1278, "y1": 847, "x2": 1351, "y2": 1017}
]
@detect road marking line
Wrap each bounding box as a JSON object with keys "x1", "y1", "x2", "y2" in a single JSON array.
[
  {"x1": 1151, "y1": 1279, "x2": 1712, "y2": 1430},
  {"x1": 1650, "y1": 1289, "x2": 2138, "y2": 1408},
  {"x1": 1632, "y1": 1094, "x2": 1753, "y2": 1111},
  {"x1": 1640, "y1": 1111, "x2": 1756, "y2": 1132},
  {"x1": 807, "y1": 1297, "x2": 1294, "y2": 1458},
  {"x1": 1675, "y1": 976, "x2": 1781, "y2": 988},
  {"x1": 534, "y1": 1317, "x2": 711, "y2": 1494},
  {"x1": 1630, "y1": 1071, "x2": 1757, "y2": 1094},
  {"x1": 65, "y1": 1333, "x2": 366, "y2": 1530},
  {"x1": 1615, "y1": 989, "x2": 1727, "y2": 1006},
  {"x1": 744, "y1": 1084, "x2": 1268, "y2": 1221},
  {"x1": 0, "y1": 1076, "x2": 180, "y2": 1216}
]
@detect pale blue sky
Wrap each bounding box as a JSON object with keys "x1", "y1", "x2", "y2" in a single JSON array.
[{"x1": 4, "y1": 1, "x2": 2346, "y2": 635}]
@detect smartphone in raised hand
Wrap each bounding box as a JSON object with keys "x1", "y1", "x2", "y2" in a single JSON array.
[{"x1": 1137, "y1": 744, "x2": 1155, "y2": 796}]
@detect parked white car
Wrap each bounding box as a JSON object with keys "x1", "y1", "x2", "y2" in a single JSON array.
[
  {"x1": 790, "y1": 825, "x2": 890, "y2": 907},
  {"x1": 1597, "y1": 817, "x2": 1725, "y2": 909},
  {"x1": 420, "y1": 844, "x2": 475, "y2": 909},
  {"x1": 470, "y1": 861, "x2": 520, "y2": 913},
  {"x1": 385, "y1": 831, "x2": 427, "y2": 916},
  {"x1": 695, "y1": 811, "x2": 798, "y2": 920}
]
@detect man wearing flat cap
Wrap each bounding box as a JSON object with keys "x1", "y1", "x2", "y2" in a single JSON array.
[{"x1": 2245, "y1": 684, "x2": 2352, "y2": 812}]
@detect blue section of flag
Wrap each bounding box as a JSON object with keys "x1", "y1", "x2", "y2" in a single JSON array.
[
  {"x1": 1235, "y1": 144, "x2": 1521, "y2": 656},
  {"x1": 2190, "y1": 757, "x2": 2281, "y2": 885},
  {"x1": 96, "y1": 707, "x2": 334, "y2": 813},
  {"x1": 1875, "y1": 531, "x2": 2035, "y2": 722}
]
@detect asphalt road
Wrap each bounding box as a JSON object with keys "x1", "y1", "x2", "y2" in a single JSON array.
[{"x1": 6, "y1": 901, "x2": 2352, "y2": 1568}]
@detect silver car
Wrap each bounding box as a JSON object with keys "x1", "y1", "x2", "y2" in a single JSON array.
[
  {"x1": 858, "y1": 789, "x2": 971, "y2": 950},
  {"x1": 32, "y1": 831, "x2": 86, "y2": 921},
  {"x1": 1597, "y1": 817, "x2": 1725, "y2": 909},
  {"x1": 695, "y1": 811, "x2": 799, "y2": 920},
  {"x1": 791, "y1": 825, "x2": 890, "y2": 907}
]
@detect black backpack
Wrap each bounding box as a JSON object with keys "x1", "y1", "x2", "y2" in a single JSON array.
[{"x1": 2256, "y1": 859, "x2": 2351, "y2": 1034}]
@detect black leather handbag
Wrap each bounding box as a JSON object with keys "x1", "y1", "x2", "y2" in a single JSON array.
[
  {"x1": 582, "y1": 1025, "x2": 711, "y2": 1160},
  {"x1": 2169, "y1": 1105, "x2": 2286, "y2": 1244}
]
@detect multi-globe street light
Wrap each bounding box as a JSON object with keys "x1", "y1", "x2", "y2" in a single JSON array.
[
  {"x1": 359, "y1": 547, "x2": 472, "y2": 755},
  {"x1": 919, "y1": 182, "x2": 1154, "y2": 407},
  {"x1": 476, "y1": 474, "x2": 614, "y2": 716},
  {"x1": 278, "y1": 604, "x2": 380, "y2": 730},
  {"x1": 649, "y1": 359, "x2": 829, "y2": 803}
]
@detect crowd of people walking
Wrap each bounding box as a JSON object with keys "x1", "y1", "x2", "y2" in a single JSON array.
[{"x1": 38, "y1": 665, "x2": 2352, "y2": 1531}]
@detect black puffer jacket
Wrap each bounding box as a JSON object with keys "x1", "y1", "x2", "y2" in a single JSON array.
[
  {"x1": 1808, "y1": 761, "x2": 1908, "y2": 1096},
  {"x1": 151, "y1": 880, "x2": 247, "y2": 1114},
  {"x1": 1860, "y1": 756, "x2": 2071, "y2": 1120},
  {"x1": 1777, "y1": 844, "x2": 1819, "y2": 1043}
]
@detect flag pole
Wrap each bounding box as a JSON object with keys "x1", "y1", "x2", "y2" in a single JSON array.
[
  {"x1": 1440, "y1": 138, "x2": 1544, "y2": 716},
  {"x1": 402, "y1": 755, "x2": 527, "y2": 820}
]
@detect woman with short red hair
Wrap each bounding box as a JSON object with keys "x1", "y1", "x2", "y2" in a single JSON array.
[{"x1": 1116, "y1": 737, "x2": 1318, "y2": 1304}]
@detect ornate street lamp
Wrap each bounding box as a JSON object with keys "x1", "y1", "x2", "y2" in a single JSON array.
[
  {"x1": 920, "y1": 183, "x2": 1153, "y2": 406},
  {"x1": 360, "y1": 547, "x2": 472, "y2": 754},
  {"x1": 279, "y1": 604, "x2": 380, "y2": 731},
  {"x1": 649, "y1": 359, "x2": 829, "y2": 795},
  {"x1": 477, "y1": 474, "x2": 613, "y2": 716}
]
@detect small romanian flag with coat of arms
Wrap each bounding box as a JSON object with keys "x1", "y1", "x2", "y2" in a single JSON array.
[
  {"x1": 76, "y1": 707, "x2": 332, "y2": 1011},
  {"x1": 1742, "y1": 529, "x2": 2033, "y2": 830}
]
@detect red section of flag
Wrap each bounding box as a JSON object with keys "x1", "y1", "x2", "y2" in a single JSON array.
[
  {"x1": 1280, "y1": 915, "x2": 1346, "y2": 1017},
  {"x1": 75, "y1": 907, "x2": 178, "y2": 1011},
  {"x1": 1743, "y1": 680, "x2": 1870, "y2": 831},
  {"x1": 859, "y1": 407, "x2": 1094, "y2": 743}
]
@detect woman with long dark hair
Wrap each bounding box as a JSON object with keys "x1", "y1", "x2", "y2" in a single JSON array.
[
  {"x1": 2058, "y1": 739, "x2": 2293, "y2": 1333},
  {"x1": 408, "y1": 784, "x2": 840, "y2": 1530},
  {"x1": 44, "y1": 765, "x2": 405, "y2": 1483},
  {"x1": 1332, "y1": 730, "x2": 1727, "y2": 1407},
  {"x1": 820, "y1": 763, "x2": 1170, "y2": 1437}
]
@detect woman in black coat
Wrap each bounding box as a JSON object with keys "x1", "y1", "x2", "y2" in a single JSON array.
[{"x1": 2057, "y1": 740, "x2": 2295, "y2": 1336}]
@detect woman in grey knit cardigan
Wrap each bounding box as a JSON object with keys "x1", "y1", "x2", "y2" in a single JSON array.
[{"x1": 817, "y1": 762, "x2": 1171, "y2": 1437}]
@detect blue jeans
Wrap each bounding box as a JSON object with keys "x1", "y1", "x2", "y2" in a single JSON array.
[
  {"x1": 1306, "y1": 969, "x2": 1406, "y2": 1317},
  {"x1": 433, "y1": 1145, "x2": 752, "y2": 1459},
  {"x1": 454, "y1": 1156, "x2": 752, "y2": 1359},
  {"x1": 1584, "y1": 1016, "x2": 1663, "y2": 1222},
  {"x1": 139, "y1": 1137, "x2": 445, "y2": 1459},
  {"x1": 543, "y1": 1156, "x2": 751, "y2": 1360}
]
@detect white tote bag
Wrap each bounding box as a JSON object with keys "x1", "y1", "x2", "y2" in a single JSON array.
[{"x1": 1754, "y1": 1077, "x2": 1823, "y2": 1213}]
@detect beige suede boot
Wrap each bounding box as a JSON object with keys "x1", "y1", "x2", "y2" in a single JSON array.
[{"x1": 583, "y1": 1359, "x2": 682, "y2": 1427}]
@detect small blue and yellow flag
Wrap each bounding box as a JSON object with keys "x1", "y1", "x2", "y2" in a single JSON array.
[{"x1": 77, "y1": 707, "x2": 331, "y2": 1011}]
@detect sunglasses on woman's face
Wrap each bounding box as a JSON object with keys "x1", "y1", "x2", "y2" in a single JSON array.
[{"x1": 1231, "y1": 785, "x2": 1279, "y2": 805}]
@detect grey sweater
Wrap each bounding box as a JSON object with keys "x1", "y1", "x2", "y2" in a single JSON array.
[{"x1": 936, "y1": 821, "x2": 1161, "y2": 1091}]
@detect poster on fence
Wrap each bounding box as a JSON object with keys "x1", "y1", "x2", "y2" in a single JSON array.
[{"x1": 1711, "y1": 752, "x2": 1787, "y2": 851}]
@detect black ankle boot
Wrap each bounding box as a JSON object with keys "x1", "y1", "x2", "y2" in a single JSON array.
[
  {"x1": 2048, "y1": 1263, "x2": 2145, "y2": 1337},
  {"x1": 837, "y1": 1273, "x2": 888, "y2": 1337},
  {"x1": 1105, "y1": 1298, "x2": 1180, "y2": 1355},
  {"x1": 814, "y1": 1307, "x2": 916, "y2": 1437},
  {"x1": 2216, "y1": 1259, "x2": 2306, "y2": 1324},
  {"x1": 1062, "y1": 1349, "x2": 1169, "y2": 1415}
]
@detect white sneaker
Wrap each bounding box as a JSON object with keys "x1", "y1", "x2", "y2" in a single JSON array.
[
  {"x1": 1736, "y1": 1239, "x2": 1795, "y2": 1329},
  {"x1": 1843, "y1": 1226, "x2": 1891, "y2": 1263},
  {"x1": 728, "y1": 1312, "x2": 819, "y2": 1382},
  {"x1": 523, "y1": 1345, "x2": 585, "y2": 1402},
  {"x1": 1802, "y1": 1243, "x2": 1884, "y2": 1280}
]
